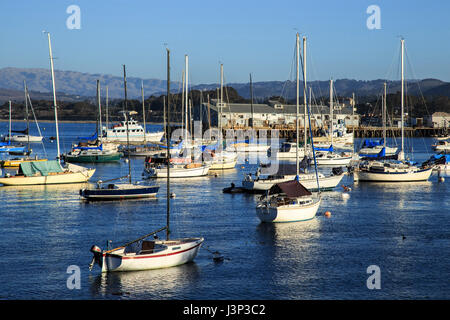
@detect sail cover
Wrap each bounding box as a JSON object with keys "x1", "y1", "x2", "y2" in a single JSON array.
[
  {"x1": 269, "y1": 180, "x2": 312, "y2": 197},
  {"x1": 19, "y1": 160, "x2": 64, "y2": 176}
]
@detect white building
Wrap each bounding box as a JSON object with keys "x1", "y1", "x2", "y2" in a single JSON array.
[
  {"x1": 425, "y1": 112, "x2": 450, "y2": 128},
  {"x1": 197, "y1": 99, "x2": 359, "y2": 129}
]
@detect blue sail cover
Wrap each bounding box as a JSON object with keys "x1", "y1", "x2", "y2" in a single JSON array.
[
  {"x1": 362, "y1": 138, "x2": 384, "y2": 148},
  {"x1": 77, "y1": 132, "x2": 98, "y2": 141},
  {"x1": 314, "y1": 145, "x2": 334, "y2": 152},
  {"x1": 73, "y1": 144, "x2": 103, "y2": 151}
]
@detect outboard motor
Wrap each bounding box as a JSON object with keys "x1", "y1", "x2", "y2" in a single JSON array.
[{"x1": 89, "y1": 245, "x2": 103, "y2": 271}]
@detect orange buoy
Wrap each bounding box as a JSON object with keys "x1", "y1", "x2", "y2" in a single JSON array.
[{"x1": 324, "y1": 211, "x2": 331, "y2": 218}]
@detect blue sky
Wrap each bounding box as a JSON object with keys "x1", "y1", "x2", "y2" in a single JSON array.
[{"x1": 1, "y1": 0, "x2": 449, "y2": 84}]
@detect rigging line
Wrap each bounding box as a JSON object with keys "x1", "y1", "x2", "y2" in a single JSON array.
[{"x1": 26, "y1": 92, "x2": 47, "y2": 156}]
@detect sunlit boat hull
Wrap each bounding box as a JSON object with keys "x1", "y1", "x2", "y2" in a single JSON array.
[
  {"x1": 256, "y1": 198, "x2": 321, "y2": 223},
  {"x1": 100, "y1": 238, "x2": 204, "y2": 272},
  {"x1": 354, "y1": 167, "x2": 433, "y2": 182},
  {"x1": 80, "y1": 184, "x2": 159, "y2": 200},
  {"x1": 0, "y1": 163, "x2": 95, "y2": 186}
]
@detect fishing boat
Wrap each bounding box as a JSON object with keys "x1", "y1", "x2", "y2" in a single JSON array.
[
  {"x1": 80, "y1": 67, "x2": 159, "y2": 201},
  {"x1": 0, "y1": 32, "x2": 96, "y2": 186},
  {"x1": 255, "y1": 34, "x2": 322, "y2": 223},
  {"x1": 354, "y1": 39, "x2": 433, "y2": 182},
  {"x1": 89, "y1": 49, "x2": 203, "y2": 272}
]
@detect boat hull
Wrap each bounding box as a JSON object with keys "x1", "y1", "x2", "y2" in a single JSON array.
[
  {"x1": 63, "y1": 152, "x2": 121, "y2": 163},
  {"x1": 101, "y1": 238, "x2": 204, "y2": 272},
  {"x1": 256, "y1": 199, "x2": 321, "y2": 223},
  {"x1": 0, "y1": 168, "x2": 95, "y2": 186},
  {"x1": 354, "y1": 167, "x2": 433, "y2": 182},
  {"x1": 144, "y1": 165, "x2": 210, "y2": 178},
  {"x1": 243, "y1": 174, "x2": 344, "y2": 192},
  {"x1": 80, "y1": 185, "x2": 159, "y2": 200}
]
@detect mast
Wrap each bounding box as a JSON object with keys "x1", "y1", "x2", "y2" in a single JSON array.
[
  {"x1": 123, "y1": 64, "x2": 132, "y2": 183},
  {"x1": 185, "y1": 55, "x2": 189, "y2": 143},
  {"x1": 24, "y1": 81, "x2": 30, "y2": 152},
  {"x1": 181, "y1": 69, "x2": 185, "y2": 140},
  {"x1": 220, "y1": 64, "x2": 224, "y2": 141},
  {"x1": 250, "y1": 73, "x2": 254, "y2": 128},
  {"x1": 46, "y1": 32, "x2": 60, "y2": 161},
  {"x1": 329, "y1": 80, "x2": 333, "y2": 147},
  {"x1": 8, "y1": 100, "x2": 11, "y2": 142},
  {"x1": 303, "y1": 36, "x2": 308, "y2": 157},
  {"x1": 383, "y1": 83, "x2": 387, "y2": 149},
  {"x1": 207, "y1": 94, "x2": 211, "y2": 141},
  {"x1": 105, "y1": 85, "x2": 109, "y2": 136},
  {"x1": 400, "y1": 38, "x2": 405, "y2": 160},
  {"x1": 96, "y1": 80, "x2": 102, "y2": 143},
  {"x1": 166, "y1": 48, "x2": 171, "y2": 241},
  {"x1": 296, "y1": 33, "x2": 300, "y2": 176},
  {"x1": 141, "y1": 80, "x2": 147, "y2": 144}
]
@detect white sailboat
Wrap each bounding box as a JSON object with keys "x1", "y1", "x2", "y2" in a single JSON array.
[
  {"x1": 244, "y1": 36, "x2": 344, "y2": 193},
  {"x1": 354, "y1": 39, "x2": 433, "y2": 182},
  {"x1": 359, "y1": 83, "x2": 398, "y2": 157},
  {"x1": 255, "y1": 33, "x2": 322, "y2": 223},
  {"x1": 89, "y1": 49, "x2": 203, "y2": 272},
  {"x1": 315, "y1": 79, "x2": 353, "y2": 166},
  {"x1": 0, "y1": 33, "x2": 95, "y2": 186}
]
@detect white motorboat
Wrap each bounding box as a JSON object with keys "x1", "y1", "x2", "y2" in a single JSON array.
[
  {"x1": 271, "y1": 142, "x2": 308, "y2": 159},
  {"x1": 89, "y1": 48, "x2": 203, "y2": 272},
  {"x1": 314, "y1": 151, "x2": 353, "y2": 166},
  {"x1": 103, "y1": 118, "x2": 164, "y2": 143}
]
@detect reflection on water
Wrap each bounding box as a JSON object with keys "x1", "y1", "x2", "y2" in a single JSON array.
[{"x1": 89, "y1": 263, "x2": 200, "y2": 299}]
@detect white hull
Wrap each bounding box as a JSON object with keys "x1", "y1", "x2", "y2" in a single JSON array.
[
  {"x1": 101, "y1": 238, "x2": 203, "y2": 272},
  {"x1": 274, "y1": 149, "x2": 307, "y2": 159},
  {"x1": 0, "y1": 164, "x2": 95, "y2": 186},
  {"x1": 105, "y1": 131, "x2": 164, "y2": 143},
  {"x1": 6, "y1": 135, "x2": 43, "y2": 143},
  {"x1": 144, "y1": 164, "x2": 210, "y2": 178},
  {"x1": 209, "y1": 159, "x2": 237, "y2": 170},
  {"x1": 354, "y1": 167, "x2": 432, "y2": 182},
  {"x1": 315, "y1": 153, "x2": 353, "y2": 166},
  {"x1": 226, "y1": 144, "x2": 269, "y2": 153},
  {"x1": 257, "y1": 198, "x2": 321, "y2": 223},
  {"x1": 243, "y1": 173, "x2": 344, "y2": 191},
  {"x1": 359, "y1": 146, "x2": 398, "y2": 156}
]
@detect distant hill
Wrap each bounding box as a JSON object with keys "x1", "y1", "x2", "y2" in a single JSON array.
[{"x1": 1, "y1": 67, "x2": 450, "y2": 104}]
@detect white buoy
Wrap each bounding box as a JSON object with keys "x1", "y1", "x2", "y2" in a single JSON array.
[
  {"x1": 342, "y1": 192, "x2": 350, "y2": 199},
  {"x1": 170, "y1": 193, "x2": 176, "y2": 198}
]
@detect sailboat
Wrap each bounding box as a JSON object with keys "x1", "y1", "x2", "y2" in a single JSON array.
[
  {"x1": 0, "y1": 101, "x2": 26, "y2": 154},
  {"x1": 358, "y1": 83, "x2": 398, "y2": 156},
  {"x1": 63, "y1": 80, "x2": 121, "y2": 163},
  {"x1": 243, "y1": 36, "x2": 344, "y2": 193},
  {"x1": 89, "y1": 49, "x2": 203, "y2": 272},
  {"x1": 314, "y1": 79, "x2": 353, "y2": 166},
  {"x1": 0, "y1": 32, "x2": 95, "y2": 186},
  {"x1": 80, "y1": 66, "x2": 159, "y2": 200},
  {"x1": 354, "y1": 39, "x2": 433, "y2": 182},
  {"x1": 142, "y1": 55, "x2": 210, "y2": 179},
  {"x1": 255, "y1": 33, "x2": 322, "y2": 223},
  {"x1": 0, "y1": 83, "x2": 48, "y2": 168}
]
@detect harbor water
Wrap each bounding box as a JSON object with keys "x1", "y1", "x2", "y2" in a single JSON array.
[{"x1": 0, "y1": 121, "x2": 449, "y2": 299}]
